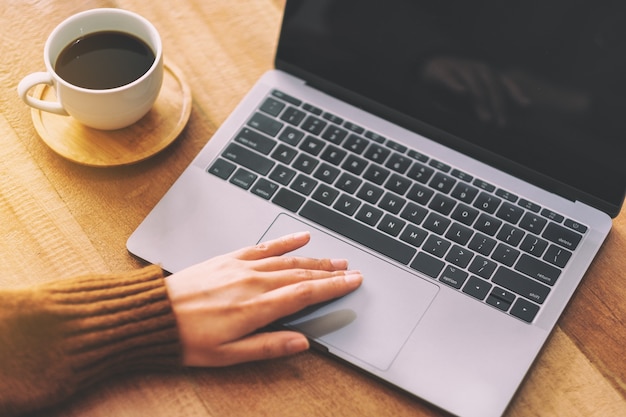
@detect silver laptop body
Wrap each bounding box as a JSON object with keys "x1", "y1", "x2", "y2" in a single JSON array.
[{"x1": 128, "y1": 2, "x2": 625, "y2": 416}]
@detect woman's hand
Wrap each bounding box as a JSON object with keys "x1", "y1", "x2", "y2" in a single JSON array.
[{"x1": 164, "y1": 231, "x2": 363, "y2": 367}]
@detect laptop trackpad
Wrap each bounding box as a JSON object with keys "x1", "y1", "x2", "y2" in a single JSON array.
[{"x1": 259, "y1": 214, "x2": 439, "y2": 371}]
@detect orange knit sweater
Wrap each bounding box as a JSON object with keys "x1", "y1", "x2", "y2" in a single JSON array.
[{"x1": 0, "y1": 265, "x2": 183, "y2": 416}]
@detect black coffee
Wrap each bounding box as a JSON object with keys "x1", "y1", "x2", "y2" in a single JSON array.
[{"x1": 55, "y1": 31, "x2": 155, "y2": 90}]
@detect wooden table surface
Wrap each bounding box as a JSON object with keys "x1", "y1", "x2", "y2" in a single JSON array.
[{"x1": 1, "y1": 1, "x2": 624, "y2": 416}]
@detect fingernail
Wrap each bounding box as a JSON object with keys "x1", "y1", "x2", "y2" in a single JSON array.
[
  {"x1": 331, "y1": 258, "x2": 348, "y2": 269},
  {"x1": 286, "y1": 337, "x2": 309, "y2": 354},
  {"x1": 344, "y1": 271, "x2": 363, "y2": 285}
]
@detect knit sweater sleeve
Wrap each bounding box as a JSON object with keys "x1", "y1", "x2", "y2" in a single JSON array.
[{"x1": 0, "y1": 265, "x2": 183, "y2": 417}]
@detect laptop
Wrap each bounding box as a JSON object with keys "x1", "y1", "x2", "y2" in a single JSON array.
[{"x1": 128, "y1": 1, "x2": 626, "y2": 416}]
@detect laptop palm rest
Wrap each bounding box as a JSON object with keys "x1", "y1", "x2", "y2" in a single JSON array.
[{"x1": 259, "y1": 214, "x2": 439, "y2": 371}]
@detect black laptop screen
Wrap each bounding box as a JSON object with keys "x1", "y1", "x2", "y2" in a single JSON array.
[{"x1": 277, "y1": 0, "x2": 626, "y2": 216}]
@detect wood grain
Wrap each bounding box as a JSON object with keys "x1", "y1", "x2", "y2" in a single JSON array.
[{"x1": 1, "y1": 1, "x2": 624, "y2": 416}]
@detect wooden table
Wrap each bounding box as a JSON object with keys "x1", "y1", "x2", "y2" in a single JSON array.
[{"x1": 1, "y1": 1, "x2": 624, "y2": 416}]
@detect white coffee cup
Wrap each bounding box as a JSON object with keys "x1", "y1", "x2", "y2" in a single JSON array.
[{"x1": 18, "y1": 8, "x2": 163, "y2": 130}]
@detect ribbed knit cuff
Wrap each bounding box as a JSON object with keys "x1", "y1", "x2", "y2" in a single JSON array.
[{"x1": 41, "y1": 265, "x2": 183, "y2": 386}]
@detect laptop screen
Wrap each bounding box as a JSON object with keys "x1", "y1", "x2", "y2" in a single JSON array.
[{"x1": 276, "y1": 0, "x2": 626, "y2": 217}]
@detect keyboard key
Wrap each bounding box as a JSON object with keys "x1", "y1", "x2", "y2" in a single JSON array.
[
  {"x1": 356, "y1": 204, "x2": 384, "y2": 226},
  {"x1": 518, "y1": 198, "x2": 541, "y2": 212},
  {"x1": 251, "y1": 178, "x2": 278, "y2": 200},
  {"x1": 279, "y1": 126, "x2": 304, "y2": 145},
  {"x1": 496, "y1": 224, "x2": 525, "y2": 246},
  {"x1": 229, "y1": 168, "x2": 257, "y2": 190},
  {"x1": 407, "y1": 162, "x2": 434, "y2": 184},
  {"x1": 344, "y1": 121, "x2": 365, "y2": 134},
  {"x1": 357, "y1": 182, "x2": 384, "y2": 204},
  {"x1": 269, "y1": 165, "x2": 296, "y2": 185},
  {"x1": 423, "y1": 212, "x2": 451, "y2": 235},
  {"x1": 323, "y1": 112, "x2": 344, "y2": 125},
  {"x1": 423, "y1": 235, "x2": 452, "y2": 257},
  {"x1": 271, "y1": 90, "x2": 301, "y2": 105},
  {"x1": 510, "y1": 298, "x2": 540, "y2": 322},
  {"x1": 496, "y1": 189, "x2": 519, "y2": 202},
  {"x1": 474, "y1": 213, "x2": 502, "y2": 236},
  {"x1": 343, "y1": 134, "x2": 369, "y2": 154},
  {"x1": 491, "y1": 243, "x2": 520, "y2": 267},
  {"x1": 311, "y1": 184, "x2": 339, "y2": 205},
  {"x1": 445, "y1": 245, "x2": 474, "y2": 268},
  {"x1": 400, "y1": 224, "x2": 428, "y2": 247},
  {"x1": 428, "y1": 194, "x2": 456, "y2": 215},
  {"x1": 208, "y1": 158, "x2": 236, "y2": 179},
  {"x1": 235, "y1": 128, "x2": 277, "y2": 155},
  {"x1": 259, "y1": 97, "x2": 285, "y2": 116},
  {"x1": 451, "y1": 183, "x2": 479, "y2": 204},
  {"x1": 320, "y1": 145, "x2": 347, "y2": 165},
  {"x1": 463, "y1": 276, "x2": 492, "y2": 300},
  {"x1": 302, "y1": 103, "x2": 323, "y2": 115},
  {"x1": 299, "y1": 136, "x2": 325, "y2": 156},
  {"x1": 364, "y1": 143, "x2": 391, "y2": 164},
  {"x1": 290, "y1": 174, "x2": 318, "y2": 196},
  {"x1": 248, "y1": 112, "x2": 283, "y2": 136},
  {"x1": 542, "y1": 222, "x2": 583, "y2": 250},
  {"x1": 410, "y1": 252, "x2": 445, "y2": 278},
  {"x1": 321, "y1": 125, "x2": 348, "y2": 144},
  {"x1": 490, "y1": 287, "x2": 516, "y2": 304},
  {"x1": 564, "y1": 219, "x2": 588, "y2": 234},
  {"x1": 386, "y1": 153, "x2": 412, "y2": 173},
  {"x1": 445, "y1": 222, "x2": 474, "y2": 245},
  {"x1": 222, "y1": 143, "x2": 274, "y2": 175},
  {"x1": 378, "y1": 192, "x2": 406, "y2": 214},
  {"x1": 407, "y1": 183, "x2": 434, "y2": 205},
  {"x1": 519, "y1": 235, "x2": 548, "y2": 257},
  {"x1": 541, "y1": 209, "x2": 564, "y2": 223},
  {"x1": 543, "y1": 244, "x2": 572, "y2": 268},
  {"x1": 301, "y1": 115, "x2": 327, "y2": 135},
  {"x1": 377, "y1": 214, "x2": 406, "y2": 237},
  {"x1": 439, "y1": 265, "x2": 468, "y2": 289},
  {"x1": 451, "y1": 169, "x2": 473, "y2": 183},
  {"x1": 400, "y1": 202, "x2": 428, "y2": 225},
  {"x1": 473, "y1": 192, "x2": 502, "y2": 214},
  {"x1": 429, "y1": 172, "x2": 456, "y2": 194},
  {"x1": 473, "y1": 179, "x2": 496, "y2": 192},
  {"x1": 342, "y1": 154, "x2": 368, "y2": 175},
  {"x1": 300, "y1": 201, "x2": 417, "y2": 264},
  {"x1": 492, "y1": 267, "x2": 551, "y2": 304},
  {"x1": 519, "y1": 212, "x2": 548, "y2": 234},
  {"x1": 336, "y1": 172, "x2": 362, "y2": 194},
  {"x1": 468, "y1": 233, "x2": 497, "y2": 256},
  {"x1": 451, "y1": 203, "x2": 479, "y2": 226},
  {"x1": 313, "y1": 163, "x2": 340, "y2": 184},
  {"x1": 496, "y1": 201, "x2": 525, "y2": 224},
  {"x1": 271, "y1": 144, "x2": 297, "y2": 164},
  {"x1": 486, "y1": 294, "x2": 511, "y2": 311},
  {"x1": 515, "y1": 253, "x2": 561, "y2": 285},
  {"x1": 280, "y1": 106, "x2": 306, "y2": 125},
  {"x1": 272, "y1": 188, "x2": 305, "y2": 212},
  {"x1": 363, "y1": 164, "x2": 391, "y2": 185},
  {"x1": 385, "y1": 173, "x2": 412, "y2": 195},
  {"x1": 334, "y1": 194, "x2": 360, "y2": 216},
  {"x1": 429, "y1": 159, "x2": 451, "y2": 172},
  {"x1": 468, "y1": 255, "x2": 497, "y2": 279},
  {"x1": 292, "y1": 153, "x2": 318, "y2": 174}
]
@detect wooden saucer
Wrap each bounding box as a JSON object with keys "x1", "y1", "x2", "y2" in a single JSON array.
[{"x1": 31, "y1": 60, "x2": 192, "y2": 167}]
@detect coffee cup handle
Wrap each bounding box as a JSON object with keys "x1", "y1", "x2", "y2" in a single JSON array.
[{"x1": 17, "y1": 72, "x2": 69, "y2": 115}]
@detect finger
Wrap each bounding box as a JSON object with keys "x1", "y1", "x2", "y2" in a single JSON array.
[
  {"x1": 235, "y1": 272, "x2": 363, "y2": 336},
  {"x1": 254, "y1": 268, "x2": 357, "y2": 293},
  {"x1": 252, "y1": 255, "x2": 349, "y2": 272},
  {"x1": 187, "y1": 331, "x2": 310, "y2": 367},
  {"x1": 235, "y1": 232, "x2": 311, "y2": 261}
]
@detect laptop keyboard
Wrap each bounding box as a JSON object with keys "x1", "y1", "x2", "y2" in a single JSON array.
[{"x1": 207, "y1": 89, "x2": 588, "y2": 324}]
